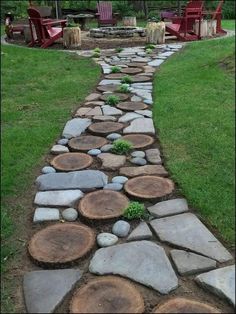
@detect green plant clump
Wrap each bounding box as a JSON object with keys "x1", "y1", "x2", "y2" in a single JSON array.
[
  {"x1": 93, "y1": 47, "x2": 101, "y2": 53},
  {"x1": 145, "y1": 44, "x2": 155, "y2": 50},
  {"x1": 111, "y1": 139, "x2": 133, "y2": 155},
  {"x1": 111, "y1": 66, "x2": 121, "y2": 73},
  {"x1": 121, "y1": 75, "x2": 133, "y2": 84},
  {"x1": 118, "y1": 83, "x2": 130, "y2": 93},
  {"x1": 92, "y1": 52, "x2": 100, "y2": 58},
  {"x1": 105, "y1": 95, "x2": 120, "y2": 106},
  {"x1": 146, "y1": 48, "x2": 153, "y2": 54},
  {"x1": 123, "y1": 202, "x2": 146, "y2": 220},
  {"x1": 115, "y1": 47, "x2": 123, "y2": 53}
]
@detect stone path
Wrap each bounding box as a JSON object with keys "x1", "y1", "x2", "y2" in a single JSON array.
[{"x1": 21, "y1": 44, "x2": 235, "y2": 313}]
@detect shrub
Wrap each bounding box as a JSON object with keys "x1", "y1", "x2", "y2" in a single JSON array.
[
  {"x1": 111, "y1": 66, "x2": 121, "y2": 73},
  {"x1": 118, "y1": 83, "x2": 130, "y2": 93},
  {"x1": 145, "y1": 44, "x2": 155, "y2": 50},
  {"x1": 105, "y1": 95, "x2": 120, "y2": 106},
  {"x1": 111, "y1": 139, "x2": 133, "y2": 155},
  {"x1": 92, "y1": 52, "x2": 100, "y2": 58},
  {"x1": 115, "y1": 47, "x2": 123, "y2": 53},
  {"x1": 93, "y1": 47, "x2": 101, "y2": 53},
  {"x1": 121, "y1": 75, "x2": 133, "y2": 84},
  {"x1": 146, "y1": 48, "x2": 153, "y2": 54},
  {"x1": 123, "y1": 202, "x2": 146, "y2": 220}
]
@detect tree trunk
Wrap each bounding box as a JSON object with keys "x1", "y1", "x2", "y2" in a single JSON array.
[{"x1": 63, "y1": 27, "x2": 81, "y2": 49}]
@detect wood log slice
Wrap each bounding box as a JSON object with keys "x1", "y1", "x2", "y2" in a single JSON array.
[
  {"x1": 105, "y1": 73, "x2": 127, "y2": 79},
  {"x1": 124, "y1": 176, "x2": 174, "y2": 199},
  {"x1": 100, "y1": 93, "x2": 129, "y2": 102},
  {"x1": 116, "y1": 101, "x2": 148, "y2": 111},
  {"x1": 121, "y1": 134, "x2": 154, "y2": 149},
  {"x1": 88, "y1": 122, "x2": 124, "y2": 135},
  {"x1": 50, "y1": 152, "x2": 93, "y2": 171},
  {"x1": 97, "y1": 85, "x2": 119, "y2": 93},
  {"x1": 70, "y1": 276, "x2": 144, "y2": 313},
  {"x1": 131, "y1": 75, "x2": 152, "y2": 83},
  {"x1": 78, "y1": 190, "x2": 129, "y2": 220},
  {"x1": 28, "y1": 223, "x2": 95, "y2": 267},
  {"x1": 127, "y1": 62, "x2": 146, "y2": 68},
  {"x1": 68, "y1": 135, "x2": 108, "y2": 151},
  {"x1": 120, "y1": 67, "x2": 143, "y2": 74}
]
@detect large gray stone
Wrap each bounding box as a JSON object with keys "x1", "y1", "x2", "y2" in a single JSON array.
[
  {"x1": 135, "y1": 110, "x2": 152, "y2": 118},
  {"x1": 145, "y1": 148, "x2": 162, "y2": 164},
  {"x1": 102, "y1": 105, "x2": 123, "y2": 116},
  {"x1": 89, "y1": 241, "x2": 178, "y2": 294},
  {"x1": 33, "y1": 207, "x2": 60, "y2": 223},
  {"x1": 62, "y1": 118, "x2": 91, "y2": 139},
  {"x1": 118, "y1": 112, "x2": 143, "y2": 123},
  {"x1": 99, "y1": 79, "x2": 121, "y2": 85},
  {"x1": 148, "y1": 59, "x2": 164, "y2": 67},
  {"x1": 150, "y1": 213, "x2": 232, "y2": 262},
  {"x1": 123, "y1": 118, "x2": 155, "y2": 134},
  {"x1": 127, "y1": 222, "x2": 152, "y2": 241},
  {"x1": 196, "y1": 265, "x2": 235, "y2": 306},
  {"x1": 170, "y1": 250, "x2": 216, "y2": 275},
  {"x1": 36, "y1": 170, "x2": 108, "y2": 191},
  {"x1": 131, "y1": 89, "x2": 152, "y2": 100},
  {"x1": 23, "y1": 269, "x2": 82, "y2": 313},
  {"x1": 34, "y1": 190, "x2": 84, "y2": 207},
  {"x1": 148, "y1": 199, "x2": 188, "y2": 218}
]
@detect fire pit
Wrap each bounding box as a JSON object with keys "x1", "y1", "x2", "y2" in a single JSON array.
[{"x1": 90, "y1": 27, "x2": 146, "y2": 38}]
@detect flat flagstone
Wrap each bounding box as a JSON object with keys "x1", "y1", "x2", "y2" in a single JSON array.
[
  {"x1": 84, "y1": 106, "x2": 102, "y2": 117},
  {"x1": 23, "y1": 269, "x2": 82, "y2": 313},
  {"x1": 150, "y1": 213, "x2": 233, "y2": 262},
  {"x1": 127, "y1": 222, "x2": 152, "y2": 241},
  {"x1": 145, "y1": 148, "x2": 162, "y2": 164},
  {"x1": 99, "y1": 79, "x2": 121, "y2": 85},
  {"x1": 159, "y1": 51, "x2": 175, "y2": 57},
  {"x1": 131, "y1": 95, "x2": 142, "y2": 101},
  {"x1": 62, "y1": 118, "x2": 91, "y2": 139},
  {"x1": 34, "y1": 190, "x2": 84, "y2": 207},
  {"x1": 51, "y1": 145, "x2": 69, "y2": 155},
  {"x1": 195, "y1": 265, "x2": 235, "y2": 306},
  {"x1": 36, "y1": 170, "x2": 108, "y2": 191},
  {"x1": 170, "y1": 250, "x2": 216, "y2": 275},
  {"x1": 85, "y1": 93, "x2": 101, "y2": 102},
  {"x1": 84, "y1": 101, "x2": 105, "y2": 106},
  {"x1": 131, "y1": 88, "x2": 152, "y2": 100},
  {"x1": 148, "y1": 198, "x2": 189, "y2": 217},
  {"x1": 33, "y1": 207, "x2": 60, "y2": 223},
  {"x1": 98, "y1": 153, "x2": 126, "y2": 170},
  {"x1": 123, "y1": 118, "x2": 155, "y2": 134},
  {"x1": 120, "y1": 165, "x2": 168, "y2": 177},
  {"x1": 135, "y1": 109, "x2": 152, "y2": 118},
  {"x1": 102, "y1": 105, "x2": 123, "y2": 116},
  {"x1": 118, "y1": 112, "x2": 143, "y2": 123},
  {"x1": 89, "y1": 241, "x2": 178, "y2": 294},
  {"x1": 148, "y1": 59, "x2": 164, "y2": 67},
  {"x1": 92, "y1": 115, "x2": 117, "y2": 122},
  {"x1": 97, "y1": 85, "x2": 119, "y2": 93},
  {"x1": 74, "y1": 107, "x2": 91, "y2": 117}
]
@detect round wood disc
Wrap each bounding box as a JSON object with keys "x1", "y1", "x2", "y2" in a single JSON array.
[
  {"x1": 68, "y1": 135, "x2": 108, "y2": 151},
  {"x1": 127, "y1": 62, "x2": 146, "y2": 68},
  {"x1": 105, "y1": 73, "x2": 127, "y2": 79},
  {"x1": 124, "y1": 176, "x2": 174, "y2": 199},
  {"x1": 88, "y1": 122, "x2": 124, "y2": 135},
  {"x1": 100, "y1": 93, "x2": 129, "y2": 101},
  {"x1": 78, "y1": 190, "x2": 129, "y2": 220},
  {"x1": 131, "y1": 75, "x2": 152, "y2": 83},
  {"x1": 97, "y1": 85, "x2": 119, "y2": 93},
  {"x1": 70, "y1": 276, "x2": 144, "y2": 313},
  {"x1": 116, "y1": 101, "x2": 148, "y2": 111},
  {"x1": 120, "y1": 67, "x2": 143, "y2": 74},
  {"x1": 121, "y1": 134, "x2": 154, "y2": 149},
  {"x1": 50, "y1": 153, "x2": 93, "y2": 171},
  {"x1": 28, "y1": 223, "x2": 95, "y2": 266},
  {"x1": 153, "y1": 298, "x2": 221, "y2": 313}
]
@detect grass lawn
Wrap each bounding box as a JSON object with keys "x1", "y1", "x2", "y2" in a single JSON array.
[
  {"x1": 153, "y1": 36, "x2": 235, "y2": 246},
  {"x1": 222, "y1": 19, "x2": 235, "y2": 30}
]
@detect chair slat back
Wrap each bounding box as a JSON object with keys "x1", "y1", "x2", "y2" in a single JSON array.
[{"x1": 27, "y1": 8, "x2": 45, "y2": 41}]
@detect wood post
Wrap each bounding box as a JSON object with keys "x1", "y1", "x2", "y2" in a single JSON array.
[
  {"x1": 63, "y1": 27, "x2": 81, "y2": 49},
  {"x1": 122, "y1": 17, "x2": 137, "y2": 27},
  {"x1": 146, "y1": 21, "x2": 166, "y2": 44}
]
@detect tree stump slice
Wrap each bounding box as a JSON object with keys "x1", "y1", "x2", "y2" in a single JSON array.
[
  {"x1": 146, "y1": 22, "x2": 165, "y2": 44},
  {"x1": 131, "y1": 75, "x2": 152, "y2": 83},
  {"x1": 78, "y1": 190, "x2": 129, "y2": 220},
  {"x1": 116, "y1": 101, "x2": 148, "y2": 111},
  {"x1": 28, "y1": 223, "x2": 95, "y2": 266},
  {"x1": 50, "y1": 152, "x2": 93, "y2": 171},
  {"x1": 68, "y1": 135, "x2": 108, "y2": 151},
  {"x1": 121, "y1": 134, "x2": 154, "y2": 149},
  {"x1": 97, "y1": 85, "x2": 119, "y2": 93},
  {"x1": 120, "y1": 67, "x2": 143, "y2": 74},
  {"x1": 88, "y1": 122, "x2": 124, "y2": 135},
  {"x1": 100, "y1": 93, "x2": 129, "y2": 102},
  {"x1": 124, "y1": 176, "x2": 174, "y2": 199},
  {"x1": 122, "y1": 16, "x2": 137, "y2": 27},
  {"x1": 105, "y1": 73, "x2": 127, "y2": 79},
  {"x1": 127, "y1": 62, "x2": 146, "y2": 68},
  {"x1": 70, "y1": 276, "x2": 144, "y2": 313},
  {"x1": 63, "y1": 27, "x2": 81, "y2": 49}
]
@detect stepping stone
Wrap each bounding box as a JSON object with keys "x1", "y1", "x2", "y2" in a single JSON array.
[
  {"x1": 170, "y1": 250, "x2": 216, "y2": 275},
  {"x1": 112, "y1": 176, "x2": 128, "y2": 184},
  {"x1": 131, "y1": 89, "x2": 152, "y2": 100},
  {"x1": 132, "y1": 57, "x2": 150, "y2": 63},
  {"x1": 148, "y1": 59, "x2": 165, "y2": 67},
  {"x1": 127, "y1": 222, "x2": 152, "y2": 241},
  {"x1": 143, "y1": 65, "x2": 155, "y2": 73},
  {"x1": 36, "y1": 170, "x2": 108, "y2": 191},
  {"x1": 62, "y1": 208, "x2": 78, "y2": 221},
  {"x1": 50, "y1": 153, "x2": 93, "y2": 171},
  {"x1": 68, "y1": 135, "x2": 107, "y2": 151},
  {"x1": 116, "y1": 101, "x2": 148, "y2": 111},
  {"x1": 127, "y1": 62, "x2": 146, "y2": 68},
  {"x1": 83, "y1": 107, "x2": 102, "y2": 117},
  {"x1": 78, "y1": 190, "x2": 129, "y2": 220},
  {"x1": 28, "y1": 223, "x2": 95, "y2": 266},
  {"x1": 34, "y1": 190, "x2": 84, "y2": 207},
  {"x1": 70, "y1": 276, "x2": 144, "y2": 314},
  {"x1": 97, "y1": 233, "x2": 118, "y2": 247},
  {"x1": 118, "y1": 112, "x2": 143, "y2": 123},
  {"x1": 121, "y1": 134, "x2": 154, "y2": 149},
  {"x1": 150, "y1": 213, "x2": 233, "y2": 263},
  {"x1": 33, "y1": 207, "x2": 60, "y2": 223},
  {"x1": 62, "y1": 118, "x2": 91, "y2": 139},
  {"x1": 102, "y1": 105, "x2": 123, "y2": 116},
  {"x1": 153, "y1": 298, "x2": 221, "y2": 313},
  {"x1": 120, "y1": 165, "x2": 168, "y2": 177},
  {"x1": 23, "y1": 269, "x2": 82, "y2": 314},
  {"x1": 88, "y1": 122, "x2": 124, "y2": 135},
  {"x1": 196, "y1": 265, "x2": 235, "y2": 306},
  {"x1": 74, "y1": 107, "x2": 91, "y2": 117},
  {"x1": 123, "y1": 118, "x2": 155, "y2": 134},
  {"x1": 159, "y1": 51, "x2": 175, "y2": 57},
  {"x1": 145, "y1": 148, "x2": 162, "y2": 164},
  {"x1": 131, "y1": 95, "x2": 142, "y2": 101},
  {"x1": 89, "y1": 241, "x2": 178, "y2": 294},
  {"x1": 103, "y1": 183, "x2": 123, "y2": 191},
  {"x1": 168, "y1": 44, "x2": 183, "y2": 49},
  {"x1": 84, "y1": 101, "x2": 105, "y2": 106},
  {"x1": 97, "y1": 85, "x2": 119, "y2": 93},
  {"x1": 105, "y1": 73, "x2": 126, "y2": 79},
  {"x1": 131, "y1": 151, "x2": 146, "y2": 158},
  {"x1": 120, "y1": 67, "x2": 143, "y2": 74},
  {"x1": 131, "y1": 75, "x2": 152, "y2": 83},
  {"x1": 100, "y1": 93, "x2": 129, "y2": 102},
  {"x1": 85, "y1": 93, "x2": 101, "y2": 102},
  {"x1": 135, "y1": 109, "x2": 152, "y2": 118},
  {"x1": 112, "y1": 220, "x2": 130, "y2": 237},
  {"x1": 51, "y1": 145, "x2": 69, "y2": 155},
  {"x1": 130, "y1": 157, "x2": 147, "y2": 166},
  {"x1": 148, "y1": 198, "x2": 189, "y2": 218},
  {"x1": 99, "y1": 79, "x2": 121, "y2": 85},
  {"x1": 98, "y1": 153, "x2": 126, "y2": 170},
  {"x1": 93, "y1": 115, "x2": 117, "y2": 122},
  {"x1": 124, "y1": 176, "x2": 174, "y2": 200},
  {"x1": 41, "y1": 166, "x2": 56, "y2": 174}
]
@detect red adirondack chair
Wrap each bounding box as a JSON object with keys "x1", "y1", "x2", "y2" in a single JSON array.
[
  {"x1": 96, "y1": 2, "x2": 117, "y2": 27},
  {"x1": 165, "y1": 0, "x2": 204, "y2": 41},
  {"x1": 27, "y1": 7, "x2": 66, "y2": 48}
]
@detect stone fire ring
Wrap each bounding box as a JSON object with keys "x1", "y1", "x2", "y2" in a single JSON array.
[{"x1": 90, "y1": 27, "x2": 146, "y2": 38}]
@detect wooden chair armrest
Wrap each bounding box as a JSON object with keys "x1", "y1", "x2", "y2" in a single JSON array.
[{"x1": 42, "y1": 19, "x2": 66, "y2": 26}]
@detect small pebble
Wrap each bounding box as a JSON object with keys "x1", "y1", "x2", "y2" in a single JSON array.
[
  {"x1": 100, "y1": 144, "x2": 113, "y2": 152},
  {"x1": 62, "y1": 208, "x2": 78, "y2": 221},
  {"x1": 97, "y1": 233, "x2": 118, "y2": 247},
  {"x1": 51, "y1": 145, "x2": 69, "y2": 154},
  {"x1": 88, "y1": 149, "x2": 101, "y2": 156},
  {"x1": 130, "y1": 157, "x2": 147, "y2": 166},
  {"x1": 131, "y1": 151, "x2": 145, "y2": 158},
  {"x1": 112, "y1": 220, "x2": 130, "y2": 237},
  {"x1": 41, "y1": 166, "x2": 56, "y2": 174},
  {"x1": 112, "y1": 176, "x2": 128, "y2": 184},
  {"x1": 103, "y1": 183, "x2": 123, "y2": 191},
  {"x1": 106, "y1": 133, "x2": 122, "y2": 141},
  {"x1": 57, "y1": 138, "x2": 68, "y2": 145}
]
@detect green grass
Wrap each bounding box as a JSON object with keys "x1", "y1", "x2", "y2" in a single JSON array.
[
  {"x1": 153, "y1": 36, "x2": 235, "y2": 246},
  {"x1": 222, "y1": 19, "x2": 235, "y2": 30}
]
